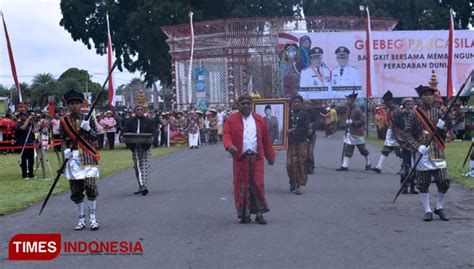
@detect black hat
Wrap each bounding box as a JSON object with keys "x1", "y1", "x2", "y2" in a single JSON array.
[
  {"x1": 415, "y1": 85, "x2": 435, "y2": 96},
  {"x1": 382, "y1": 90, "x2": 393, "y2": 102},
  {"x1": 64, "y1": 89, "x2": 84, "y2": 104},
  {"x1": 290, "y1": 95, "x2": 304, "y2": 103},
  {"x1": 345, "y1": 92, "x2": 358, "y2": 100},
  {"x1": 237, "y1": 94, "x2": 253, "y2": 103},
  {"x1": 264, "y1": 105, "x2": 272, "y2": 110},
  {"x1": 335, "y1": 46, "x2": 350, "y2": 57},
  {"x1": 18, "y1": 111, "x2": 28, "y2": 116},
  {"x1": 309, "y1": 47, "x2": 323, "y2": 57}
]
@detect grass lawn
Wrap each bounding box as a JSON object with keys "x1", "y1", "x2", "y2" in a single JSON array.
[
  {"x1": 0, "y1": 145, "x2": 179, "y2": 215},
  {"x1": 366, "y1": 134, "x2": 474, "y2": 189}
]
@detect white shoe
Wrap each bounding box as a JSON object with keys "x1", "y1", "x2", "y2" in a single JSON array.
[
  {"x1": 463, "y1": 170, "x2": 474, "y2": 177},
  {"x1": 90, "y1": 219, "x2": 99, "y2": 230},
  {"x1": 74, "y1": 218, "x2": 86, "y2": 230}
]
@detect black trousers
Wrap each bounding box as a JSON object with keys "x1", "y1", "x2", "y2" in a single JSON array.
[
  {"x1": 455, "y1": 130, "x2": 465, "y2": 140},
  {"x1": 97, "y1": 134, "x2": 105, "y2": 150},
  {"x1": 69, "y1": 178, "x2": 98, "y2": 203},
  {"x1": 3, "y1": 133, "x2": 13, "y2": 153},
  {"x1": 153, "y1": 131, "x2": 159, "y2": 148},
  {"x1": 209, "y1": 130, "x2": 218, "y2": 144},
  {"x1": 106, "y1": 132, "x2": 115, "y2": 150},
  {"x1": 20, "y1": 148, "x2": 35, "y2": 178},
  {"x1": 53, "y1": 134, "x2": 62, "y2": 152},
  {"x1": 400, "y1": 149, "x2": 415, "y2": 189}
]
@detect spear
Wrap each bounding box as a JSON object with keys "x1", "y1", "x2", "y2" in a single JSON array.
[
  {"x1": 462, "y1": 142, "x2": 473, "y2": 168},
  {"x1": 39, "y1": 60, "x2": 118, "y2": 215},
  {"x1": 392, "y1": 74, "x2": 471, "y2": 203}
]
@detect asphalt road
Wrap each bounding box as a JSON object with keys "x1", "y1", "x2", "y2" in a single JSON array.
[{"x1": 1, "y1": 131, "x2": 473, "y2": 268}]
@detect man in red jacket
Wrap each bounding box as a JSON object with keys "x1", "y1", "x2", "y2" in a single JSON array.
[{"x1": 223, "y1": 94, "x2": 276, "y2": 225}]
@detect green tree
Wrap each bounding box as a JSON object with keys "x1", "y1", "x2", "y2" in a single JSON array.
[
  {"x1": 30, "y1": 73, "x2": 59, "y2": 108},
  {"x1": 59, "y1": 0, "x2": 301, "y2": 85},
  {"x1": 302, "y1": 0, "x2": 472, "y2": 30}
]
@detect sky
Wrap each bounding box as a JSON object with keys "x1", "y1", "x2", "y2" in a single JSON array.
[{"x1": 0, "y1": 0, "x2": 139, "y2": 88}]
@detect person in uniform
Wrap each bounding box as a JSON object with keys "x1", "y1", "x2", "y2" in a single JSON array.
[
  {"x1": 61, "y1": 89, "x2": 100, "y2": 230},
  {"x1": 299, "y1": 47, "x2": 331, "y2": 89},
  {"x1": 304, "y1": 99, "x2": 317, "y2": 174},
  {"x1": 15, "y1": 111, "x2": 35, "y2": 179},
  {"x1": 223, "y1": 94, "x2": 275, "y2": 224},
  {"x1": 397, "y1": 97, "x2": 419, "y2": 194},
  {"x1": 263, "y1": 105, "x2": 279, "y2": 144},
  {"x1": 331, "y1": 46, "x2": 361, "y2": 88},
  {"x1": 330, "y1": 104, "x2": 338, "y2": 135},
  {"x1": 405, "y1": 85, "x2": 452, "y2": 221},
  {"x1": 336, "y1": 92, "x2": 372, "y2": 171},
  {"x1": 187, "y1": 110, "x2": 200, "y2": 149},
  {"x1": 372, "y1": 91, "x2": 401, "y2": 174},
  {"x1": 121, "y1": 104, "x2": 155, "y2": 195},
  {"x1": 287, "y1": 95, "x2": 310, "y2": 194}
]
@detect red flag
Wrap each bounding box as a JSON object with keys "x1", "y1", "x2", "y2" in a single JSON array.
[
  {"x1": 446, "y1": 9, "x2": 455, "y2": 98},
  {"x1": 106, "y1": 13, "x2": 115, "y2": 107},
  {"x1": 2, "y1": 13, "x2": 23, "y2": 102},
  {"x1": 365, "y1": 8, "x2": 376, "y2": 98}
]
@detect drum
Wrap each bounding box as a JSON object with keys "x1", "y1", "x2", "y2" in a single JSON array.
[{"x1": 122, "y1": 133, "x2": 153, "y2": 144}]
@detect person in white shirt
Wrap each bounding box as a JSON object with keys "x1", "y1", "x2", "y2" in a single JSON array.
[
  {"x1": 299, "y1": 47, "x2": 331, "y2": 90},
  {"x1": 216, "y1": 107, "x2": 226, "y2": 142},
  {"x1": 331, "y1": 46, "x2": 361, "y2": 88}
]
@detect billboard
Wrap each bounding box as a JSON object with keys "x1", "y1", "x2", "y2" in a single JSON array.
[{"x1": 278, "y1": 30, "x2": 473, "y2": 99}]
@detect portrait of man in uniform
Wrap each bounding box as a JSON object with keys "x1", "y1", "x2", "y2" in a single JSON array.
[
  {"x1": 299, "y1": 47, "x2": 331, "y2": 90},
  {"x1": 254, "y1": 99, "x2": 289, "y2": 150},
  {"x1": 331, "y1": 46, "x2": 362, "y2": 90},
  {"x1": 263, "y1": 105, "x2": 279, "y2": 145}
]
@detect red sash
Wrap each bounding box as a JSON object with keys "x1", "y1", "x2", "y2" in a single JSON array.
[
  {"x1": 414, "y1": 108, "x2": 445, "y2": 150},
  {"x1": 61, "y1": 115, "x2": 100, "y2": 161}
]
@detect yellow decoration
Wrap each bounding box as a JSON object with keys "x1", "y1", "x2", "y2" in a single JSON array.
[
  {"x1": 250, "y1": 91, "x2": 261, "y2": 100},
  {"x1": 429, "y1": 69, "x2": 439, "y2": 94},
  {"x1": 136, "y1": 89, "x2": 148, "y2": 108}
]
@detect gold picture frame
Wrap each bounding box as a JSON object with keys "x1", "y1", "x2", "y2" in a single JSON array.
[{"x1": 253, "y1": 98, "x2": 289, "y2": 151}]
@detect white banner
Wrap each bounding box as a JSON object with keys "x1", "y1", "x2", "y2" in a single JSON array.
[{"x1": 278, "y1": 30, "x2": 473, "y2": 99}]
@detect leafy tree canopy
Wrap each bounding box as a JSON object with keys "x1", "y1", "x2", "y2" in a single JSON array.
[{"x1": 56, "y1": 0, "x2": 474, "y2": 86}]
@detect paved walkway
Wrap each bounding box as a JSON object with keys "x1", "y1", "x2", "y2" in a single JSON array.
[{"x1": 1, "y1": 131, "x2": 473, "y2": 268}]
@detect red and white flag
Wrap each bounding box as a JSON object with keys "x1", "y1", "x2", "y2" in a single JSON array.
[
  {"x1": 106, "y1": 13, "x2": 115, "y2": 107},
  {"x1": 365, "y1": 8, "x2": 376, "y2": 98},
  {"x1": 2, "y1": 12, "x2": 22, "y2": 102},
  {"x1": 446, "y1": 9, "x2": 457, "y2": 98}
]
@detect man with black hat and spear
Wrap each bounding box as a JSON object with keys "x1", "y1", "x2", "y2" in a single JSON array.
[
  {"x1": 60, "y1": 89, "x2": 101, "y2": 230},
  {"x1": 372, "y1": 90, "x2": 402, "y2": 174},
  {"x1": 337, "y1": 92, "x2": 372, "y2": 171},
  {"x1": 405, "y1": 85, "x2": 452, "y2": 221}
]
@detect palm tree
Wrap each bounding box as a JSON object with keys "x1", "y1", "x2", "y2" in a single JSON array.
[
  {"x1": 30, "y1": 73, "x2": 58, "y2": 108},
  {"x1": 32, "y1": 73, "x2": 55, "y2": 87}
]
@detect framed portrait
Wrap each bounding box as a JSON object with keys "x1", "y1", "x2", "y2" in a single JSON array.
[{"x1": 253, "y1": 98, "x2": 289, "y2": 150}]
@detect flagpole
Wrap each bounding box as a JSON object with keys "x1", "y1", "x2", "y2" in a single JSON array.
[
  {"x1": 446, "y1": 9, "x2": 455, "y2": 98},
  {"x1": 188, "y1": 10, "x2": 194, "y2": 107},
  {"x1": 106, "y1": 13, "x2": 115, "y2": 107},
  {"x1": 365, "y1": 7, "x2": 373, "y2": 137},
  {"x1": 2, "y1": 12, "x2": 23, "y2": 103}
]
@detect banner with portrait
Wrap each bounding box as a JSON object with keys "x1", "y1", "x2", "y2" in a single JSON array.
[{"x1": 278, "y1": 30, "x2": 473, "y2": 99}]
